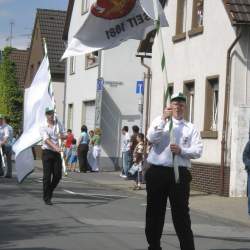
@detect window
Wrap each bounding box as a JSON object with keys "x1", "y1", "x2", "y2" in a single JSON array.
[
  {"x1": 67, "y1": 103, "x2": 74, "y2": 130},
  {"x1": 30, "y1": 64, "x2": 34, "y2": 81},
  {"x1": 81, "y1": 0, "x2": 90, "y2": 15},
  {"x1": 202, "y1": 76, "x2": 219, "y2": 138},
  {"x1": 192, "y1": 0, "x2": 203, "y2": 28},
  {"x1": 183, "y1": 81, "x2": 195, "y2": 122},
  {"x1": 85, "y1": 51, "x2": 99, "y2": 69},
  {"x1": 189, "y1": 0, "x2": 204, "y2": 37},
  {"x1": 69, "y1": 56, "x2": 75, "y2": 75},
  {"x1": 173, "y1": 0, "x2": 186, "y2": 42},
  {"x1": 167, "y1": 83, "x2": 174, "y2": 98}
]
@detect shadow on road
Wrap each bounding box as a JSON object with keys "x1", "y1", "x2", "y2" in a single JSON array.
[
  {"x1": 162, "y1": 233, "x2": 250, "y2": 244},
  {"x1": 210, "y1": 249, "x2": 250, "y2": 250},
  {"x1": 4, "y1": 248, "x2": 62, "y2": 250}
]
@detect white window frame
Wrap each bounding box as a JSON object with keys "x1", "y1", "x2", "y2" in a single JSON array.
[{"x1": 69, "y1": 56, "x2": 76, "y2": 75}]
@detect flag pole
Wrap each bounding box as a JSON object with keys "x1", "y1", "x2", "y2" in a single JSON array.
[
  {"x1": 152, "y1": 0, "x2": 179, "y2": 183},
  {"x1": 43, "y1": 38, "x2": 67, "y2": 176}
]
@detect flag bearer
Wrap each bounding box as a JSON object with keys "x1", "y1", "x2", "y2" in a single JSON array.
[
  {"x1": 145, "y1": 93, "x2": 203, "y2": 250},
  {"x1": 40, "y1": 107, "x2": 66, "y2": 205},
  {"x1": 3, "y1": 116, "x2": 14, "y2": 178},
  {"x1": 0, "y1": 114, "x2": 11, "y2": 178}
]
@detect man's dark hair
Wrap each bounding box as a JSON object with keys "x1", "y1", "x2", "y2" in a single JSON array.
[
  {"x1": 122, "y1": 126, "x2": 129, "y2": 132},
  {"x1": 81, "y1": 125, "x2": 88, "y2": 132},
  {"x1": 67, "y1": 129, "x2": 72, "y2": 133},
  {"x1": 132, "y1": 125, "x2": 139, "y2": 133}
]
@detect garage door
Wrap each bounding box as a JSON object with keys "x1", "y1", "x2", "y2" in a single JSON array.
[{"x1": 83, "y1": 100, "x2": 96, "y2": 131}]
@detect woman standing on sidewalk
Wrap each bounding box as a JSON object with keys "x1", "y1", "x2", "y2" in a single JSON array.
[
  {"x1": 77, "y1": 125, "x2": 89, "y2": 173},
  {"x1": 91, "y1": 128, "x2": 102, "y2": 172}
]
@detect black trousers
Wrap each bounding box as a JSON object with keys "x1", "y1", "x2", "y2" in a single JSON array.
[
  {"x1": 42, "y1": 149, "x2": 62, "y2": 202},
  {"x1": 145, "y1": 165, "x2": 194, "y2": 250},
  {"x1": 78, "y1": 144, "x2": 89, "y2": 172}
]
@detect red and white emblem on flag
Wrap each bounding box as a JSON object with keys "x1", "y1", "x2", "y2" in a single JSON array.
[{"x1": 91, "y1": 0, "x2": 136, "y2": 20}]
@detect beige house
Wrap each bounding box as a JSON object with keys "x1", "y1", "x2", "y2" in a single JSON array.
[{"x1": 24, "y1": 9, "x2": 66, "y2": 122}]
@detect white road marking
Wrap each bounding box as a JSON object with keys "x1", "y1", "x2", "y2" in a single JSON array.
[{"x1": 63, "y1": 189, "x2": 128, "y2": 199}]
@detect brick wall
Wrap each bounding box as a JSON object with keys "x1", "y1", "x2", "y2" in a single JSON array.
[{"x1": 191, "y1": 162, "x2": 230, "y2": 196}]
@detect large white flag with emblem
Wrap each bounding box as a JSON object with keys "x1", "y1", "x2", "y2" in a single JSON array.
[
  {"x1": 12, "y1": 55, "x2": 53, "y2": 183},
  {"x1": 62, "y1": 0, "x2": 167, "y2": 58}
]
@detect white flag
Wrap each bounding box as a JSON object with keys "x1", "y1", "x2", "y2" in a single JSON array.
[
  {"x1": 62, "y1": 0, "x2": 168, "y2": 59},
  {"x1": 12, "y1": 55, "x2": 53, "y2": 183}
]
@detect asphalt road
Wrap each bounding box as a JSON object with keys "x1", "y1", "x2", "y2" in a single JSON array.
[{"x1": 1, "y1": 172, "x2": 250, "y2": 250}]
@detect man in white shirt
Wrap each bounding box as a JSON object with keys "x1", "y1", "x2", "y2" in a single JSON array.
[
  {"x1": 40, "y1": 107, "x2": 66, "y2": 205},
  {"x1": 145, "y1": 92, "x2": 203, "y2": 250},
  {"x1": 0, "y1": 114, "x2": 10, "y2": 177},
  {"x1": 3, "y1": 117, "x2": 14, "y2": 178},
  {"x1": 120, "y1": 126, "x2": 131, "y2": 178}
]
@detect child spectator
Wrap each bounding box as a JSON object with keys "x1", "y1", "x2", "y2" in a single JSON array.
[
  {"x1": 91, "y1": 128, "x2": 101, "y2": 172},
  {"x1": 68, "y1": 138, "x2": 78, "y2": 172}
]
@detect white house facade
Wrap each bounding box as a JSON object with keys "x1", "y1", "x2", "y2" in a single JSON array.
[
  {"x1": 63, "y1": 0, "x2": 147, "y2": 169},
  {"x1": 147, "y1": 0, "x2": 250, "y2": 196}
]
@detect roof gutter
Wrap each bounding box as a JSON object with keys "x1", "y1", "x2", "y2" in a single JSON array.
[{"x1": 220, "y1": 27, "x2": 242, "y2": 196}]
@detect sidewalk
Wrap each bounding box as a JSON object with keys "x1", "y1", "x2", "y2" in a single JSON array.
[{"x1": 34, "y1": 160, "x2": 250, "y2": 226}]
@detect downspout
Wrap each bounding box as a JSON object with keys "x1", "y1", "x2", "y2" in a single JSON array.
[
  {"x1": 140, "y1": 57, "x2": 152, "y2": 137},
  {"x1": 63, "y1": 41, "x2": 68, "y2": 127},
  {"x1": 220, "y1": 28, "x2": 242, "y2": 196}
]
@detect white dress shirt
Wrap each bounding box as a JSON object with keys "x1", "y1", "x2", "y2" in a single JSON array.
[
  {"x1": 147, "y1": 116, "x2": 203, "y2": 168},
  {"x1": 40, "y1": 119, "x2": 65, "y2": 151},
  {"x1": 0, "y1": 125, "x2": 9, "y2": 143}
]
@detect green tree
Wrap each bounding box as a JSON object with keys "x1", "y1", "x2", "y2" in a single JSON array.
[{"x1": 0, "y1": 47, "x2": 23, "y2": 132}]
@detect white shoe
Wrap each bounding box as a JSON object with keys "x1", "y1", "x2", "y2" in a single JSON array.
[{"x1": 119, "y1": 174, "x2": 127, "y2": 178}]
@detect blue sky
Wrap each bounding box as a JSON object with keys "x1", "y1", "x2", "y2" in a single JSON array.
[{"x1": 0, "y1": 0, "x2": 68, "y2": 50}]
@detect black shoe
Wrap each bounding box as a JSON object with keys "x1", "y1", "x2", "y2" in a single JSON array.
[{"x1": 44, "y1": 199, "x2": 53, "y2": 205}]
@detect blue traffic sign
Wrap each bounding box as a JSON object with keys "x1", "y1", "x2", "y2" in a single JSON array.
[
  {"x1": 97, "y1": 78, "x2": 104, "y2": 91},
  {"x1": 136, "y1": 80, "x2": 144, "y2": 94}
]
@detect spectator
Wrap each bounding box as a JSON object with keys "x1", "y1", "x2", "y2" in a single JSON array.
[
  {"x1": 242, "y1": 140, "x2": 250, "y2": 216},
  {"x1": 91, "y1": 128, "x2": 102, "y2": 172},
  {"x1": 130, "y1": 125, "x2": 140, "y2": 165},
  {"x1": 64, "y1": 129, "x2": 74, "y2": 164},
  {"x1": 120, "y1": 126, "x2": 130, "y2": 178},
  {"x1": 77, "y1": 125, "x2": 89, "y2": 173},
  {"x1": 68, "y1": 138, "x2": 78, "y2": 172},
  {"x1": 129, "y1": 133, "x2": 144, "y2": 190}
]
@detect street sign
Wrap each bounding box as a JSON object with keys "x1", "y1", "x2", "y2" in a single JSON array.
[
  {"x1": 136, "y1": 80, "x2": 144, "y2": 94},
  {"x1": 97, "y1": 78, "x2": 104, "y2": 91}
]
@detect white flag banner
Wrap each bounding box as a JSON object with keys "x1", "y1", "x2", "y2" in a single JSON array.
[
  {"x1": 62, "y1": 0, "x2": 168, "y2": 59},
  {"x1": 12, "y1": 55, "x2": 53, "y2": 183}
]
